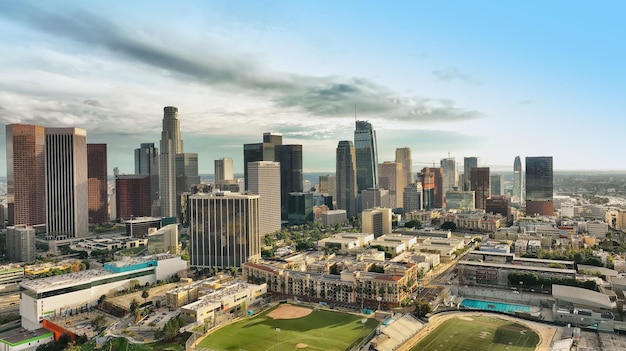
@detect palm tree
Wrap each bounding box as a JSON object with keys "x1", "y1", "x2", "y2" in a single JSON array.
[{"x1": 141, "y1": 289, "x2": 150, "y2": 307}]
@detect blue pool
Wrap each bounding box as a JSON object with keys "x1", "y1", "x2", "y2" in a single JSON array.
[{"x1": 460, "y1": 298, "x2": 530, "y2": 314}]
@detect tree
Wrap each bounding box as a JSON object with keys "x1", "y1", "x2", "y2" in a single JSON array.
[
  {"x1": 404, "y1": 220, "x2": 422, "y2": 229},
  {"x1": 142, "y1": 289, "x2": 150, "y2": 306},
  {"x1": 441, "y1": 221, "x2": 457, "y2": 231},
  {"x1": 90, "y1": 314, "x2": 106, "y2": 331},
  {"x1": 130, "y1": 298, "x2": 140, "y2": 321}
]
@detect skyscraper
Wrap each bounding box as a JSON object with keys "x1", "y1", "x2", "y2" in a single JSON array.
[
  {"x1": 513, "y1": 156, "x2": 523, "y2": 204},
  {"x1": 395, "y1": 147, "x2": 413, "y2": 186},
  {"x1": 336, "y1": 141, "x2": 357, "y2": 217},
  {"x1": 440, "y1": 157, "x2": 458, "y2": 199},
  {"x1": 159, "y1": 106, "x2": 183, "y2": 218},
  {"x1": 214, "y1": 157, "x2": 234, "y2": 184},
  {"x1": 45, "y1": 127, "x2": 88, "y2": 238},
  {"x1": 87, "y1": 144, "x2": 108, "y2": 224},
  {"x1": 243, "y1": 132, "x2": 281, "y2": 190},
  {"x1": 354, "y1": 121, "x2": 378, "y2": 192},
  {"x1": 175, "y1": 153, "x2": 201, "y2": 193},
  {"x1": 463, "y1": 157, "x2": 479, "y2": 191},
  {"x1": 379, "y1": 161, "x2": 404, "y2": 209},
  {"x1": 189, "y1": 193, "x2": 260, "y2": 269},
  {"x1": 525, "y1": 156, "x2": 554, "y2": 216},
  {"x1": 420, "y1": 167, "x2": 443, "y2": 209},
  {"x1": 490, "y1": 174, "x2": 504, "y2": 196},
  {"x1": 6, "y1": 225, "x2": 36, "y2": 262},
  {"x1": 115, "y1": 174, "x2": 152, "y2": 220},
  {"x1": 135, "y1": 142, "x2": 160, "y2": 215},
  {"x1": 471, "y1": 167, "x2": 490, "y2": 210},
  {"x1": 319, "y1": 174, "x2": 336, "y2": 201},
  {"x1": 275, "y1": 144, "x2": 303, "y2": 219},
  {"x1": 247, "y1": 161, "x2": 281, "y2": 236},
  {"x1": 6, "y1": 124, "x2": 46, "y2": 227},
  {"x1": 403, "y1": 182, "x2": 423, "y2": 212}
]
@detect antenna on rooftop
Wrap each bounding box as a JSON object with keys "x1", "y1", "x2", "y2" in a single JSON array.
[{"x1": 354, "y1": 104, "x2": 357, "y2": 122}]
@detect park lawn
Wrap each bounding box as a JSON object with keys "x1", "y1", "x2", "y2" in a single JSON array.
[
  {"x1": 198, "y1": 306, "x2": 378, "y2": 351},
  {"x1": 411, "y1": 316, "x2": 539, "y2": 351}
]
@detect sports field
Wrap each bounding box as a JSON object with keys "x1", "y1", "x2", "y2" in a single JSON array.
[
  {"x1": 197, "y1": 304, "x2": 378, "y2": 351},
  {"x1": 410, "y1": 316, "x2": 540, "y2": 351}
]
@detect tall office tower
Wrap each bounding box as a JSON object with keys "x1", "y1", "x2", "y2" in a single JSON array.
[
  {"x1": 362, "y1": 188, "x2": 390, "y2": 210},
  {"x1": 247, "y1": 161, "x2": 281, "y2": 236},
  {"x1": 525, "y1": 156, "x2": 554, "y2": 216},
  {"x1": 354, "y1": 121, "x2": 378, "y2": 192},
  {"x1": 490, "y1": 174, "x2": 504, "y2": 196},
  {"x1": 275, "y1": 144, "x2": 303, "y2": 220},
  {"x1": 87, "y1": 144, "x2": 108, "y2": 224},
  {"x1": 115, "y1": 174, "x2": 152, "y2": 220},
  {"x1": 403, "y1": 182, "x2": 423, "y2": 212},
  {"x1": 287, "y1": 192, "x2": 314, "y2": 225},
  {"x1": 420, "y1": 167, "x2": 444, "y2": 209},
  {"x1": 214, "y1": 157, "x2": 234, "y2": 184},
  {"x1": 135, "y1": 143, "x2": 160, "y2": 215},
  {"x1": 486, "y1": 195, "x2": 512, "y2": 221},
  {"x1": 175, "y1": 153, "x2": 201, "y2": 194},
  {"x1": 189, "y1": 193, "x2": 260, "y2": 269},
  {"x1": 379, "y1": 161, "x2": 404, "y2": 209},
  {"x1": 6, "y1": 124, "x2": 46, "y2": 226},
  {"x1": 160, "y1": 106, "x2": 183, "y2": 218},
  {"x1": 6, "y1": 225, "x2": 36, "y2": 262},
  {"x1": 463, "y1": 157, "x2": 479, "y2": 191},
  {"x1": 319, "y1": 174, "x2": 336, "y2": 199},
  {"x1": 243, "y1": 132, "x2": 281, "y2": 190},
  {"x1": 440, "y1": 157, "x2": 458, "y2": 200},
  {"x1": 445, "y1": 189, "x2": 475, "y2": 210},
  {"x1": 513, "y1": 156, "x2": 523, "y2": 204},
  {"x1": 336, "y1": 141, "x2": 358, "y2": 217},
  {"x1": 395, "y1": 147, "x2": 413, "y2": 186},
  {"x1": 45, "y1": 128, "x2": 88, "y2": 238},
  {"x1": 470, "y1": 167, "x2": 490, "y2": 210}
]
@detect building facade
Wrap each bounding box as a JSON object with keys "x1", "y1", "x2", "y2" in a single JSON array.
[
  {"x1": 134, "y1": 142, "x2": 160, "y2": 216},
  {"x1": 354, "y1": 121, "x2": 378, "y2": 192},
  {"x1": 490, "y1": 174, "x2": 504, "y2": 196},
  {"x1": 471, "y1": 167, "x2": 490, "y2": 210},
  {"x1": 275, "y1": 144, "x2": 303, "y2": 220},
  {"x1": 420, "y1": 167, "x2": 443, "y2": 209},
  {"x1": 159, "y1": 106, "x2": 183, "y2": 218},
  {"x1": 214, "y1": 157, "x2": 234, "y2": 185},
  {"x1": 440, "y1": 157, "x2": 458, "y2": 199},
  {"x1": 463, "y1": 157, "x2": 479, "y2": 191},
  {"x1": 513, "y1": 156, "x2": 523, "y2": 204},
  {"x1": 7, "y1": 225, "x2": 36, "y2": 263},
  {"x1": 379, "y1": 161, "x2": 404, "y2": 209},
  {"x1": 525, "y1": 156, "x2": 554, "y2": 216},
  {"x1": 247, "y1": 161, "x2": 281, "y2": 236},
  {"x1": 395, "y1": 147, "x2": 413, "y2": 186},
  {"x1": 87, "y1": 144, "x2": 108, "y2": 224},
  {"x1": 336, "y1": 141, "x2": 358, "y2": 218},
  {"x1": 403, "y1": 182, "x2": 423, "y2": 212},
  {"x1": 115, "y1": 174, "x2": 152, "y2": 220}
]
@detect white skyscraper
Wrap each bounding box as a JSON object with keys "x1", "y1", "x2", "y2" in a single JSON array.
[
  {"x1": 440, "y1": 157, "x2": 458, "y2": 199},
  {"x1": 247, "y1": 161, "x2": 281, "y2": 236},
  {"x1": 215, "y1": 157, "x2": 234, "y2": 184},
  {"x1": 45, "y1": 127, "x2": 88, "y2": 238},
  {"x1": 159, "y1": 106, "x2": 183, "y2": 218}
]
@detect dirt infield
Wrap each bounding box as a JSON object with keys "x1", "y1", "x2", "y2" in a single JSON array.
[{"x1": 267, "y1": 304, "x2": 313, "y2": 319}]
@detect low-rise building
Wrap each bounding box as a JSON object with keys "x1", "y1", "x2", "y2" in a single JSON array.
[{"x1": 321, "y1": 210, "x2": 347, "y2": 227}]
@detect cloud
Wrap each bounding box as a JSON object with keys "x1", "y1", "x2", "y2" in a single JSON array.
[{"x1": 433, "y1": 66, "x2": 482, "y2": 85}]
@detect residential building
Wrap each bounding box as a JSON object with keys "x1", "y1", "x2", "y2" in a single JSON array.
[{"x1": 87, "y1": 144, "x2": 108, "y2": 224}]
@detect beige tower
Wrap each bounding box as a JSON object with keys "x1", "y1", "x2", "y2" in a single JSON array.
[
  {"x1": 395, "y1": 147, "x2": 413, "y2": 186},
  {"x1": 247, "y1": 161, "x2": 281, "y2": 236},
  {"x1": 378, "y1": 161, "x2": 404, "y2": 209}
]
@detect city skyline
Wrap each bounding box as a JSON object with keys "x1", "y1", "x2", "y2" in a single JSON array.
[{"x1": 1, "y1": 1, "x2": 625, "y2": 174}]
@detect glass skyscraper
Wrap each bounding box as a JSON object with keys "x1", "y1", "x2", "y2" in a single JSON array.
[
  {"x1": 354, "y1": 121, "x2": 378, "y2": 192},
  {"x1": 525, "y1": 156, "x2": 553, "y2": 216}
]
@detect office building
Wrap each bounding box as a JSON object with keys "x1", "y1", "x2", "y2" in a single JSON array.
[
  {"x1": 379, "y1": 161, "x2": 404, "y2": 209},
  {"x1": 513, "y1": 156, "x2": 523, "y2": 203},
  {"x1": 116, "y1": 174, "x2": 152, "y2": 220},
  {"x1": 321, "y1": 210, "x2": 347, "y2": 227},
  {"x1": 45, "y1": 127, "x2": 88, "y2": 238},
  {"x1": 189, "y1": 193, "x2": 260, "y2": 269},
  {"x1": 247, "y1": 161, "x2": 281, "y2": 236},
  {"x1": 362, "y1": 207, "x2": 392, "y2": 237},
  {"x1": 490, "y1": 174, "x2": 504, "y2": 196},
  {"x1": 395, "y1": 147, "x2": 413, "y2": 186},
  {"x1": 445, "y1": 189, "x2": 475, "y2": 210},
  {"x1": 275, "y1": 144, "x2": 303, "y2": 219},
  {"x1": 336, "y1": 141, "x2": 358, "y2": 218},
  {"x1": 486, "y1": 195, "x2": 512, "y2": 221},
  {"x1": 6, "y1": 124, "x2": 46, "y2": 227},
  {"x1": 463, "y1": 157, "x2": 479, "y2": 191},
  {"x1": 243, "y1": 132, "x2": 281, "y2": 190},
  {"x1": 403, "y1": 182, "x2": 423, "y2": 212},
  {"x1": 362, "y1": 188, "x2": 390, "y2": 210},
  {"x1": 420, "y1": 167, "x2": 443, "y2": 209},
  {"x1": 160, "y1": 106, "x2": 183, "y2": 218},
  {"x1": 214, "y1": 157, "x2": 234, "y2": 184},
  {"x1": 135, "y1": 143, "x2": 160, "y2": 216},
  {"x1": 471, "y1": 167, "x2": 490, "y2": 210},
  {"x1": 318, "y1": 174, "x2": 336, "y2": 201},
  {"x1": 287, "y1": 192, "x2": 314, "y2": 225},
  {"x1": 6, "y1": 225, "x2": 36, "y2": 263},
  {"x1": 440, "y1": 157, "x2": 458, "y2": 199},
  {"x1": 87, "y1": 144, "x2": 108, "y2": 224},
  {"x1": 354, "y1": 121, "x2": 378, "y2": 192},
  {"x1": 525, "y1": 156, "x2": 554, "y2": 216}
]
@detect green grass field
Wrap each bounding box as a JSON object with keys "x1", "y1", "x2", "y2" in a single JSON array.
[
  {"x1": 198, "y1": 305, "x2": 378, "y2": 351},
  {"x1": 410, "y1": 316, "x2": 540, "y2": 351}
]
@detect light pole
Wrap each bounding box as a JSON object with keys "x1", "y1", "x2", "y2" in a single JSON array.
[
  {"x1": 361, "y1": 318, "x2": 367, "y2": 339},
  {"x1": 276, "y1": 327, "x2": 280, "y2": 351},
  {"x1": 376, "y1": 296, "x2": 382, "y2": 311}
]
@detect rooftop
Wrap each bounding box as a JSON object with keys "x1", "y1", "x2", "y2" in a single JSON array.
[{"x1": 552, "y1": 284, "x2": 614, "y2": 309}]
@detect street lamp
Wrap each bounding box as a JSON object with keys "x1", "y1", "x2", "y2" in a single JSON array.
[
  {"x1": 361, "y1": 318, "x2": 367, "y2": 339},
  {"x1": 376, "y1": 296, "x2": 382, "y2": 311},
  {"x1": 276, "y1": 328, "x2": 280, "y2": 351}
]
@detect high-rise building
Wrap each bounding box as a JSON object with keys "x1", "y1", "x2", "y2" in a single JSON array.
[
  {"x1": 440, "y1": 157, "x2": 458, "y2": 200},
  {"x1": 463, "y1": 157, "x2": 479, "y2": 191},
  {"x1": 115, "y1": 174, "x2": 152, "y2": 220},
  {"x1": 247, "y1": 161, "x2": 281, "y2": 236},
  {"x1": 135, "y1": 143, "x2": 160, "y2": 215},
  {"x1": 420, "y1": 167, "x2": 443, "y2": 209},
  {"x1": 243, "y1": 132, "x2": 282, "y2": 190},
  {"x1": 336, "y1": 141, "x2": 358, "y2": 218},
  {"x1": 525, "y1": 156, "x2": 554, "y2": 216},
  {"x1": 45, "y1": 127, "x2": 88, "y2": 238},
  {"x1": 445, "y1": 189, "x2": 475, "y2": 210},
  {"x1": 287, "y1": 192, "x2": 314, "y2": 225},
  {"x1": 275, "y1": 144, "x2": 303, "y2": 219},
  {"x1": 403, "y1": 183, "x2": 423, "y2": 212},
  {"x1": 319, "y1": 174, "x2": 336, "y2": 201},
  {"x1": 471, "y1": 167, "x2": 490, "y2": 210},
  {"x1": 175, "y1": 153, "x2": 201, "y2": 194},
  {"x1": 513, "y1": 156, "x2": 523, "y2": 203},
  {"x1": 6, "y1": 225, "x2": 36, "y2": 262},
  {"x1": 354, "y1": 121, "x2": 378, "y2": 192},
  {"x1": 87, "y1": 144, "x2": 108, "y2": 224},
  {"x1": 214, "y1": 157, "x2": 234, "y2": 184},
  {"x1": 486, "y1": 195, "x2": 512, "y2": 221},
  {"x1": 395, "y1": 147, "x2": 413, "y2": 186},
  {"x1": 379, "y1": 161, "x2": 404, "y2": 209},
  {"x1": 490, "y1": 174, "x2": 504, "y2": 196},
  {"x1": 362, "y1": 207, "x2": 392, "y2": 237},
  {"x1": 362, "y1": 188, "x2": 390, "y2": 210},
  {"x1": 6, "y1": 124, "x2": 46, "y2": 227},
  {"x1": 159, "y1": 106, "x2": 183, "y2": 218},
  {"x1": 189, "y1": 193, "x2": 260, "y2": 269}
]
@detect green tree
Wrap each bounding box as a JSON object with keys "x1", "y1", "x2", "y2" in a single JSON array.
[
  {"x1": 404, "y1": 220, "x2": 422, "y2": 228},
  {"x1": 90, "y1": 314, "x2": 106, "y2": 331},
  {"x1": 141, "y1": 289, "x2": 150, "y2": 306},
  {"x1": 441, "y1": 221, "x2": 457, "y2": 231}
]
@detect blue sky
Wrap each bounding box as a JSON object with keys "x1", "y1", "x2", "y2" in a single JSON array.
[{"x1": 0, "y1": 1, "x2": 624, "y2": 175}]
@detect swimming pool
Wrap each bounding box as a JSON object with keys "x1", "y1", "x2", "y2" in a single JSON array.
[{"x1": 460, "y1": 298, "x2": 531, "y2": 314}]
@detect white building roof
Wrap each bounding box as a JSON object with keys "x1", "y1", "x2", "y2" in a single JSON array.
[{"x1": 552, "y1": 284, "x2": 614, "y2": 309}]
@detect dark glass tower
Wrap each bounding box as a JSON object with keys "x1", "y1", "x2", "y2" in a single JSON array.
[
  {"x1": 336, "y1": 141, "x2": 357, "y2": 217},
  {"x1": 134, "y1": 142, "x2": 160, "y2": 216},
  {"x1": 354, "y1": 121, "x2": 378, "y2": 192},
  {"x1": 525, "y1": 156, "x2": 553, "y2": 216},
  {"x1": 276, "y1": 144, "x2": 303, "y2": 219},
  {"x1": 463, "y1": 157, "x2": 478, "y2": 191}
]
